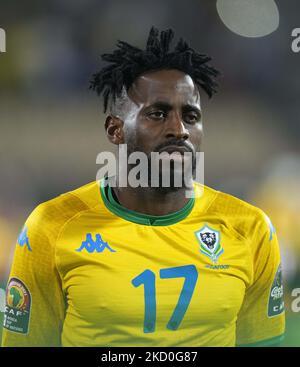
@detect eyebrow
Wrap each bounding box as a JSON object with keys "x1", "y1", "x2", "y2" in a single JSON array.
[{"x1": 145, "y1": 101, "x2": 201, "y2": 114}]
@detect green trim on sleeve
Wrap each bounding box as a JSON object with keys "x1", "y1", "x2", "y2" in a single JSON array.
[{"x1": 237, "y1": 333, "x2": 285, "y2": 347}]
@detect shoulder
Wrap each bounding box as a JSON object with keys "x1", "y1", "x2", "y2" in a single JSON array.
[
  {"x1": 24, "y1": 181, "x2": 101, "y2": 241},
  {"x1": 195, "y1": 182, "x2": 271, "y2": 240}
]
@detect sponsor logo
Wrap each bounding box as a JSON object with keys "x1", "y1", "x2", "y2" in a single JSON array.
[
  {"x1": 195, "y1": 225, "x2": 224, "y2": 264},
  {"x1": 3, "y1": 278, "x2": 31, "y2": 334},
  {"x1": 76, "y1": 233, "x2": 116, "y2": 253},
  {"x1": 268, "y1": 264, "x2": 285, "y2": 317},
  {"x1": 271, "y1": 285, "x2": 283, "y2": 300},
  {"x1": 17, "y1": 226, "x2": 32, "y2": 251}
]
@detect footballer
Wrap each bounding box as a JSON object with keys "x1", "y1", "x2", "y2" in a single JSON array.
[{"x1": 2, "y1": 27, "x2": 285, "y2": 347}]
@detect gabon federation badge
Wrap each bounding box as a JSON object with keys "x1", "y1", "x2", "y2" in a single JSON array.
[{"x1": 195, "y1": 224, "x2": 224, "y2": 264}]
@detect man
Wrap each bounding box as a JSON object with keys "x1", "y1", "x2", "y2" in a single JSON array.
[{"x1": 2, "y1": 27, "x2": 285, "y2": 347}]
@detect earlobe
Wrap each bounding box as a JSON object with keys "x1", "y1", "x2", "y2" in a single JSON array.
[{"x1": 105, "y1": 115, "x2": 124, "y2": 145}]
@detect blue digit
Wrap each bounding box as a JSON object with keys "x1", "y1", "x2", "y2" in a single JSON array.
[
  {"x1": 160, "y1": 265, "x2": 198, "y2": 330},
  {"x1": 131, "y1": 269, "x2": 156, "y2": 333},
  {"x1": 132, "y1": 265, "x2": 198, "y2": 333}
]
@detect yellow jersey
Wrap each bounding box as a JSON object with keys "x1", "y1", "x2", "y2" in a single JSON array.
[{"x1": 1, "y1": 179, "x2": 285, "y2": 346}]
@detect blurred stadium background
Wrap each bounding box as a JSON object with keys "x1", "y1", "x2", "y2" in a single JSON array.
[{"x1": 0, "y1": 0, "x2": 299, "y2": 346}]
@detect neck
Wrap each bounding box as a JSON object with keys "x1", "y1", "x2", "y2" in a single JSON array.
[{"x1": 112, "y1": 179, "x2": 193, "y2": 216}]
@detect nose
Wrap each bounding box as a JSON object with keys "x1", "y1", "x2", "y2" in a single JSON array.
[{"x1": 164, "y1": 112, "x2": 189, "y2": 141}]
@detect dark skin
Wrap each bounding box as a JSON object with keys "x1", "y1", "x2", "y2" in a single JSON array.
[{"x1": 105, "y1": 69, "x2": 203, "y2": 216}]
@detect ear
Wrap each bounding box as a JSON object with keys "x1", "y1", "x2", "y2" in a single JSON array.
[{"x1": 105, "y1": 115, "x2": 125, "y2": 145}]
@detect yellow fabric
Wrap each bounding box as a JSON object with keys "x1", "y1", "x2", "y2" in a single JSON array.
[{"x1": 2, "y1": 180, "x2": 285, "y2": 346}]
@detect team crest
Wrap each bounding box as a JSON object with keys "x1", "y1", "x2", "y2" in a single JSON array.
[{"x1": 195, "y1": 225, "x2": 224, "y2": 264}]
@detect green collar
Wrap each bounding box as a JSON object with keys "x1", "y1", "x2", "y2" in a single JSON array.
[{"x1": 100, "y1": 178, "x2": 195, "y2": 226}]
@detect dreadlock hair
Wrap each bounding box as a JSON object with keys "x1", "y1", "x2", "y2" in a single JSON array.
[{"x1": 90, "y1": 26, "x2": 220, "y2": 114}]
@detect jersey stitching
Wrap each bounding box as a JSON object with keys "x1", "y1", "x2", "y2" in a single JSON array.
[
  {"x1": 53, "y1": 198, "x2": 100, "y2": 294},
  {"x1": 205, "y1": 188, "x2": 220, "y2": 213},
  {"x1": 208, "y1": 190, "x2": 254, "y2": 288},
  {"x1": 68, "y1": 189, "x2": 99, "y2": 209}
]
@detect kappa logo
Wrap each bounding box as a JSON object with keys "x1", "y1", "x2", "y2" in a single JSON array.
[
  {"x1": 195, "y1": 224, "x2": 224, "y2": 264},
  {"x1": 76, "y1": 233, "x2": 116, "y2": 253},
  {"x1": 17, "y1": 226, "x2": 32, "y2": 251},
  {"x1": 265, "y1": 214, "x2": 276, "y2": 241}
]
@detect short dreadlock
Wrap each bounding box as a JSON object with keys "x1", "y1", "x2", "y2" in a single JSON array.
[{"x1": 90, "y1": 26, "x2": 220, "y2": 113}]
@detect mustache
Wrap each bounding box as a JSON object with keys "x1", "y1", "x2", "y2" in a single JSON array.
[{"x1": 153, "y1": 139, "x2": 195, "y2": 155}]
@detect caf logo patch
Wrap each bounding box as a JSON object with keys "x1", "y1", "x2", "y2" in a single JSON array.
[{"x1": 3, "y1": 277, "x2": 31, "y2": 334}]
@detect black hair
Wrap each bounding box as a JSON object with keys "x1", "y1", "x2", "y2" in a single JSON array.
[{"x1": 90, "y1": 26, "x2": 220, "y2": 113}]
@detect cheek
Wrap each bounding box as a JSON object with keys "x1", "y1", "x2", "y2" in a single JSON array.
[
  {"x1": 123, "y1": 119, "x2": 155, "y2": 153},
  {"x1": 122, "y1": 105, "x2": 144, "y2": 143},
  {"x1": 189, "y1": 123, "x2": 203, "y2": 149},
  {"x1": 135, "y1": 119, "x2": 161, "y2": 150},
  {"x1": 123, "y1": 123, "x2": 135, "y2": 147}
]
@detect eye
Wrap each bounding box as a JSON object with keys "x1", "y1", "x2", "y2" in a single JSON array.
[
  {"x1": 147, "y1": 111, "x2": 167, "y2": 120},
  {"x1": 184, "y1": 112, "x2": 200, "y2": 124}
]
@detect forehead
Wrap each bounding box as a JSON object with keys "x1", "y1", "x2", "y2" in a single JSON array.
[{"x1": 127, "y1": 69, "x2": 200, "y2": 106}]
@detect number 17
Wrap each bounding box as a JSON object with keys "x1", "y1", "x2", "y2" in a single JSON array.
[{"x1": 131, "y1": 264, "x2": 198, "y2": 333}]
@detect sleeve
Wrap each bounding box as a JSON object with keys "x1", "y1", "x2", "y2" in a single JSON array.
[
  {"x1": 236, "y1": 212, "x2": 285, "y2": 346},
  {"x1": 1, "y1": 204, "x2": 66, "y2": 347}
]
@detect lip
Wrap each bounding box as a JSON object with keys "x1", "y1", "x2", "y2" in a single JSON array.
[{"x1": 158, "y1": 145, "x2": 191, "y2": 155}]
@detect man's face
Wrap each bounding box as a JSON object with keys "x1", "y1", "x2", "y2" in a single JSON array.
[{"x1": 108, "y1": 69, "x2": 203, "y2": 189}]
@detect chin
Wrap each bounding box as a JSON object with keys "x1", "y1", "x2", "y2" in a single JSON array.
[{"x1": 148, "y1": 170, "x2": 193, "y2": 194}]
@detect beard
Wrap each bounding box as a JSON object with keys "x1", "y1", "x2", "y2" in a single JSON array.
[{"x1": 125, "y1": 138, "x2": 197, "y2": 193}]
